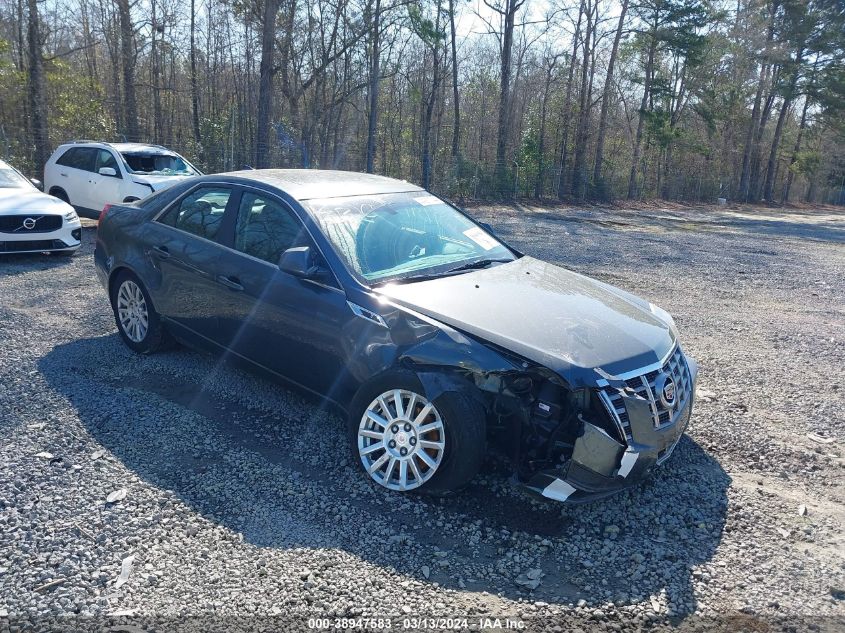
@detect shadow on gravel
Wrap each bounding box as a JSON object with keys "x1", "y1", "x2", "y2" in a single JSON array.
[
  {"x1": 0, "y1": 252, "x2": 78, "y2": 276},
  {"x1": 41, "y1": 334, "x2": 730, "y2": 616}
]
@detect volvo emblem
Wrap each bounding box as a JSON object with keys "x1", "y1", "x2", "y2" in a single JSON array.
[
  {"x1": 655, "y1": 372, "x2": 677, "y2": 408},
  {"x1": 22, "y1": 217, "x2": 37, "y2": 230}
]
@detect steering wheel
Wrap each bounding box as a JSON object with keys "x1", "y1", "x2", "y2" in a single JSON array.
[{"x1": 356, "y1": 210, "x2": 439, "y2": 275}]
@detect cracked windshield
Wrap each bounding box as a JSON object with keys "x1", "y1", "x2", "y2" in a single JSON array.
[{"x1": 120, "y1": 152, "x2": 198, "y2": 176}]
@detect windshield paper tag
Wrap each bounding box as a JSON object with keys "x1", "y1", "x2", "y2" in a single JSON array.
[
  {"x1": 463, "y1": 227, "x2": 498, "y2": 251},
  {"x1": 414, "y1": 195, "x2": 442, "y2": 206}
]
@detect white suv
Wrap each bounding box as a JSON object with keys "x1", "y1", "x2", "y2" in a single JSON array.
[{"x1": 44, "y1": 141, "x2": 203, "y2": 218}]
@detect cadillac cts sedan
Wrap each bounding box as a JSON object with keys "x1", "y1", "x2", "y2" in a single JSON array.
[{"x1": 94, "y1": 170, "x2": 697, "y2": 502}]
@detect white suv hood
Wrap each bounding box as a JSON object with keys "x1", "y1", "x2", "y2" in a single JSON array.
[
  {"x1": 132, "y1": 174, "x2": 194, "y2": 191},
  {"x1": 0, "y1": 189, "x2": 74, "y2": 215}
]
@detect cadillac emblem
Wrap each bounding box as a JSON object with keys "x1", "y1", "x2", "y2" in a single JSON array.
[{"x1": 655, "y1": 372, "x2": 677, "y2": 408}]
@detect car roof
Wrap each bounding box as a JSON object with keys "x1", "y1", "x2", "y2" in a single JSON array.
[
  {"x1": 111, "y1": 143, "x2": 178, "y2": 154},
  {"x1": 57, "y1": 141, "x2": 179, "y2": 155},
  {"x1": 222, "y1": 169, "x2": 425, "y2": 201}
]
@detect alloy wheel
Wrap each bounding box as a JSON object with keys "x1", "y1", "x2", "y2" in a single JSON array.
[
  {"x1": 116, "y1": 280, "x2": 149, "y2": 343},
  {"x1": 358, "y1": 389, "x2": 446, "y2": 491}
]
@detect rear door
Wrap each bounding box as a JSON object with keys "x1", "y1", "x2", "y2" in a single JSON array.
[
  {"x1": 145, "y1": 184, "x2": 237, "y2": 346},
  {"x1": 55, "y1": 147, "x2": 97, "y2": 212},
  {"x1": 216, "y1": 188, "x2": 351, "y2": 398}
]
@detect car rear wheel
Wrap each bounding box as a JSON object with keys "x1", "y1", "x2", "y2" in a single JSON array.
[
  {"x1": 110, "y1": 271, "x2": 169, "y2": 354},
  {"x1": 349, "y1": 371, "x2": 486, "y2": 495}
]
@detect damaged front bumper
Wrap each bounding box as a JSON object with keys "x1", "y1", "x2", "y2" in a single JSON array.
[{"x1": 524, "y1": 353, "x2": 698, "y2": 503}]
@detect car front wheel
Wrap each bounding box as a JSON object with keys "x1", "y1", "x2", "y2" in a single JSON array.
[
  {"x1": 349, "y1": 372, "x2": 486, "y2": 495},
  {"x1": 110, "y1": 271, "x2": 169, "y2": 354}
]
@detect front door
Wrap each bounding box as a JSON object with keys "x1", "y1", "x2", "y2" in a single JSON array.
[
  {"x1": 217, "y1": 189, "x2": 351, "y2": 398},
  {"x1": 87, "y1": 149, "x2": 125, "y2": 210}
]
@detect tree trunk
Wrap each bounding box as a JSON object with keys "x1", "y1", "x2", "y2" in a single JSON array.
[
  {"x1": 763, "y1": 49, "x2": 804, "y2": 203},
  {"x1": 16, "y1": 0, "x2": 25, "y2": 71},
  {"x1": 627, "y1": 21, "x2": 657, "y2": 200},
  {"x1": 365, "y1": 0, "x2": 381, "y2": 173},
  {"x1": 150, "y1": 0, "x2": 162, "y2": 142},
  {"x1": 782, "y1": 58, "x2": 818, "y2": 203},
  {"x1": 571, "y1": 0, "x2": 594, "y2": 201},
  {"x1": 448, "y1": 0, "x2": 460, "y2": 161},
  {"x1": 535, "y1": 57, "x2": 557, "y2": 198},
  {"x1": 780, "y1": 95, "x2": 808, "y2": 203},
  {"x1": 592, "y1": 0, "x2": 628, "y2": 190},
  {"x1": 421, "y1": 1, "x2": 443, "y2": 190},
  {"x1": 190, "y1": 0, "x2": 201, "y2": 145},
  {"x1": 26, "y1": 0, "x2": 49, "y2": 174},
  {"x1": 557, "y1": 0, "x2": 583, "y2": 199},
  {"x1": 116, "y1": 0, "x2": 138, "y2": 140},
  {"x1": 255, "y1": 0, "x2": 281, "y2": 167},
  {"x1": 749, "y1": 65, "x2": 779, "y2": 200},
  {"x1": 494, "y1": 0, "x2": 522, "y2": 191}
]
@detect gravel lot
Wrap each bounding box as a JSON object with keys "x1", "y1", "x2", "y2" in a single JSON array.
[{"x1": 1, "y1": 202, "x2": 843, "y2": 631}]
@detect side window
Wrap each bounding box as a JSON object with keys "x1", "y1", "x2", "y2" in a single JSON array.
[
  {"x1": 158, "y1": 186, "x2": 231, "y2": 242},
  {"x1": 56, "y1": 147, "x2": 95, "y2": 170},
  {"x1": 73, "y1": 148, "x2": 97, "y2": 172},
  {"x1": 95, "y1": 150, "x2": 120, "y2": 176},
  {"x1": 234, "y1": 193, "x2": 307, "y2": 265},
  {"x1": 56, "y1": 148, "x2": 78, "y2": 167}
]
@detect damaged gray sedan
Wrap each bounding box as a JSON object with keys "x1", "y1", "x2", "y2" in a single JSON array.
[{"x1": 95, "y1": 170, "x2": 697, "y2": 503}]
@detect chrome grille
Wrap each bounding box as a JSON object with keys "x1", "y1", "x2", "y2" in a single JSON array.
[{"x1": 598, "y1": 346, "x2": 693, "y2": 440}]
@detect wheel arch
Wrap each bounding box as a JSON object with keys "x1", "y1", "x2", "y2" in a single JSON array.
[
  {"x1": 108, "y1": 264, "x2": 144, "y2": 300},
  {"x1": 49, "y1": 186, "x2": 69, "y2": 201}
]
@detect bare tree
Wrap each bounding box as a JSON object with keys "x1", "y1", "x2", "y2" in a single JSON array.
[
  {"x1": 116, "y1": 0, "x2": 139, "y2": 140},
  {"x1": 26, "y1": 0, "x2": 49, "y2": 172},
  {"x1": 483, "y1": 0, "x2": 525, "y2": 191},
  {"x1": 593, "y1": 0, "x2": 629, "y2": 190},
  {"x1": 256, "y1": 0, "x2": 282, "y2": 167}
]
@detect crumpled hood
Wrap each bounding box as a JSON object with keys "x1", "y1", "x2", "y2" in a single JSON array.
[
  {"x1": 0, "y1": 189, "x2": 74, "y2": 215},
  {"x1": 376, "y1": 257, "x2": 676, "y2": 387},
  {"x1": 132, "y1": 173, "x2": 193, "y2": 191}
]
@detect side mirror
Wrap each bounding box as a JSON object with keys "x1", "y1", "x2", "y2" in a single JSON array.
[
  {"x1": 99, "y1": 167, "x2": 117, "y2": 177},
  {"x1": 279, "y1": 246, "x2": 319, "y2": 278},
  {"x1": 479, "y1": 222, "x2": 496, "y2": 234},
  {"x1": 30, "y1": 178, "x2": 43, "y2": 191}
]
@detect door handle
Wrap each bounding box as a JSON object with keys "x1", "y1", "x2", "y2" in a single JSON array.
[
  {"x1": 217, "y1": 275, "x2": 244, "y2": 291},
  {"x1": 152, "y1": 245, "x2": 170, "y2": 259},
  {"x1": 60, "y1": 172, "x2": 68, "y2": 177}
]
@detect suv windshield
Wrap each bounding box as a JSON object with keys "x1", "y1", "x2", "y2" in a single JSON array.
[
  {"x1": 120, "y1": 152, "x2": 197, "y2": 176},
  {"x1": 306, "y1": 192, "x2": 515, "y2": 284},
  {"x1": 0, "y1": 166, "x2": 35, "y2": 189}
]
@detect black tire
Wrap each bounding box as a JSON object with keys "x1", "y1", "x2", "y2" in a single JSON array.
[
  {"x1": 348, "y1": 370, "x2": 486, "y2": 495},
  {"x1": 110, "y1": 270, "x2": 170, "y2": 354}
]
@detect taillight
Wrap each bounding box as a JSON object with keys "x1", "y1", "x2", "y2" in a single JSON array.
[{"x1": 98, "y1": 204, "x2": 112, "y2": 228}]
